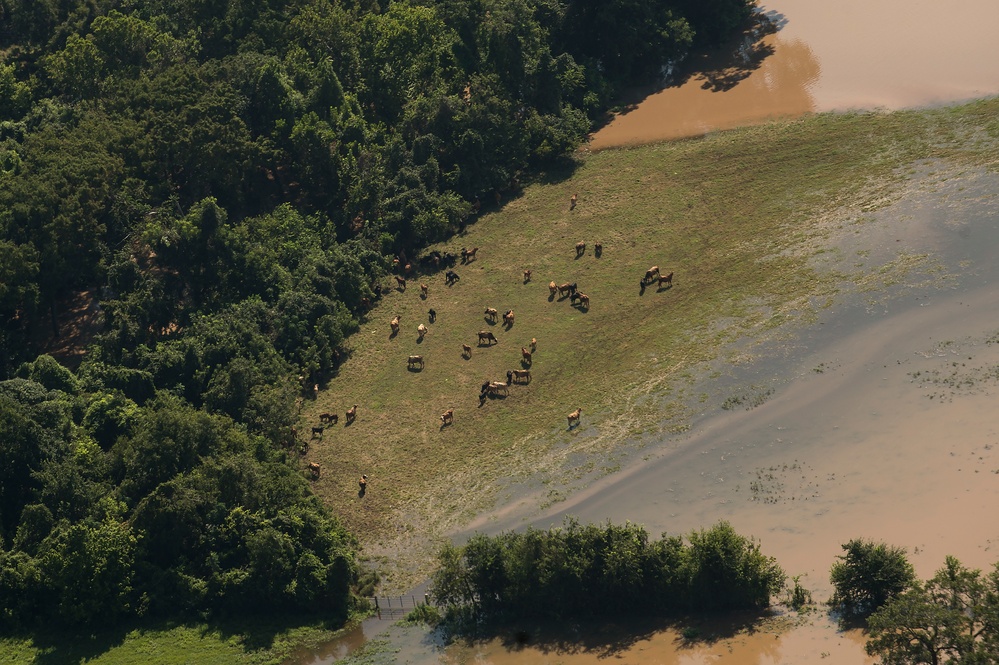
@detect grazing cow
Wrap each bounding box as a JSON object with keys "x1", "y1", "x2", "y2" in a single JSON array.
[
  {"x1": 478, "y1": 330, "x2": 498, "y2": 345},
  {"x1": 359, "y1": 474, "x2": 367, "y2": 493},
  {"x1": 487, "y1": 381, "x2": 509, "y2": 396},
  {"x1": 644, "y1": 266, "x2": 660, "y2": 284},
  {"x1": 508, "y1": 369, "x2": 531, "y2": 384},
  {"x1": 549, "y1": 281, "x2": 558, "y2": 297},
  {"x1": 445, "y1": 269, "x2": 460, "y2": 285},
  {"x1": 394, "y1": 275, "x2": 407, "y2": 290},
  {"x1": 503, "y1": 310, "x2": 514, "y2": 326},
  {"x1": 311, "y1": 425, "x2": 325, "y2": 439},
  {"x1": 420, "y1": 283, "x2": 428, "y2": 298},
  {"x1": 569, "y1": 193, "x2": 577, "y2": 210},
  {"x1": 530, "y1": 337, "x2": 537, "y2": 352},
  {"x1": 462, "y1": 343, "x2": 472, "y2": 358},
  {"x1": 390, "y1": 315, "x2": 401, "y2": 333},
  {"x1": 521, "y1": 347, "x2": 532, "y2": 365},
  {"x1": 484, "y1": 307, "x2": 498, "y2": 321},
  {"x1": 408, "y1": 355, "x2": 424, "y2": 369},
  {"x1": 320, "y1": 412, "x2": 338, "y2": 425},
  {"x1": 658, "y1": 271, "x2": 674, "y2": 288},
  {"x1": 308, "y1": 462, "x2": 321, "y2": 479},
  {"x1": 440, "y1": 409, "x2": 454, "y2": 426},
  {"x1": 558, "y1": 282, "x2": 577, "y2": 297},
  {"x1": 428, "y1": 308, "x2": 437, "y2": 323},
  {"x1": 577, "y1": 293, "x2": 589, "y2": 309},
  {"x1": 417, "y1": 323, "x2": 428, "y2": 339},
  {"x1": 345, "y1": 404, "x2": 358, "y2": 423},
  {"x1": 575, "y1": 241, "x2": 586, "y2": 257},
  {"x1": 523, "y1": 269, "x2": 532, "y2": 283},
  {"x1": 594, "y1": 242, "x2": 602, "y2": 257},
  {"x1": 567, "y1": 407, "x2": 582, "y2": 427},
  {"x1": 461, "y1": 247, "x2": 478, "y2": 263}
]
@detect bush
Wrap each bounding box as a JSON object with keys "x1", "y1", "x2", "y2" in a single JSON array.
[
  {"x1": 829, "y1": 539, "x2": 916, "y2": 622},
  {"x1": 429, "y1": 519, "x2": 784, "y2": 625}
]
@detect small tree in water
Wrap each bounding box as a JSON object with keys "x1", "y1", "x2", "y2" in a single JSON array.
[{"x1": 829, "y1": 539, "x2": 916, "y2": 623}]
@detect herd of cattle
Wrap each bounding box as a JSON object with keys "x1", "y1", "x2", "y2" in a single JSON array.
[{"x1": 302, "y1": 231, "x2": 674, "y2": 481}]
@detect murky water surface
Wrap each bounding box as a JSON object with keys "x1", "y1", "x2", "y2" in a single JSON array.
[{"x1": 589, "y1": 0, "x2": 999, "y2": 148}]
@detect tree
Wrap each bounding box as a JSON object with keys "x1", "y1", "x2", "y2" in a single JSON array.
[
  {"x1": 829, "y1": 538, "x2": 917, "y2": 622},
  {"x1": 866, "y1": 557, "x2": 993, "y2": 664}
]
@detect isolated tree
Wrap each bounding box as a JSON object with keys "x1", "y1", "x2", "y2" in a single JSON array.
[
  {"x1": 866, "y1": 557, "x2": 994, "y2": 664},
  {"x1": 829, "y1": 538, "x2": 916, "y2": 622}
]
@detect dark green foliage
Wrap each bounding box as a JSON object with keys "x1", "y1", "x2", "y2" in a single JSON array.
[
  {"x1": 829, "y1": 538, "x2": 917, "y2": 622},
  {"x1": 429, "y1": 520, "x2": 785, "y2": 623},
  {"x1": 0, "y1": 386, "x2": 359, "y2": 629},
  {"x1": 865, "y1": 556, "x2": 999, "y2": 664}
]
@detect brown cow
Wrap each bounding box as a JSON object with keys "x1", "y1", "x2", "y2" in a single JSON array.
[
  {"x1": 390, "y1": 315, "x2": 401, "y2": 333},
  {"x1": 345, "y1": 404, "x2": 358, "y2": 423},
  {"x1": 320, "y1": 412, "x2": 338, "y2": 425},
  {"x1": 575, "y1": 241, "x2": 586, "y2": 257},
  {"x1": 478, "y1": 331, "x2": 498, "y2": 345},
  {"x1": 394, "y1": 275, "x2": 407, "y2": 290},
  {"x1": 420, "y1": 283, "x2": 428, "y2": 298},
  {"x1": 530, "y1": 337, "x2": 537, "y2": 352},
  {"x1": 521, "y1": 347, "x2": 532, "y2": 365},
  {"x1": 440, "y1": 409, "x2": 454, "y2": 426},
  {"x1": 549, "y1": 281, "x2": 558, "y2": 297},
  {"x1": 567, "y1": 407, "x2": 582, "y2": 427},
  {"x1": 417, "y1": 323, "x2": 428, "y2": 339},
  {"x1": 508, "y1": 369, "x2": 531, "y2": 384},
  {"x1": 569, "y1": 193, "x2": 577, "y2": 210},
  {"x1": 502, "y1": 310, "x2": 514, "y2": 326},
  {"x1": 462, "y1": 343, "x2": 472, "y2": 357},
  {"x1": 658, "y1": 271, "x2": 674, "y2": 288},
  {"x1": 523, "y1": 269, "x2": 532, "y2": 283},
  {"x1": 308, "y1": 462, "x2": 321, "y2": 478},
  {"x1": 408, "y1": 355, "x2": 425, "y2": 369},
  {"x1": 484, "y1": 307, "x2": 498, "y2": 321}
]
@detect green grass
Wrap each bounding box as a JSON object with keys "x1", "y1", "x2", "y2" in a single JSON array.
[
  {"x1": 301, "y1": 99, "x2": 999, "y2": 590},
  {"x1": 0, "y1": 617, "x2": 359, "y2": 665}
]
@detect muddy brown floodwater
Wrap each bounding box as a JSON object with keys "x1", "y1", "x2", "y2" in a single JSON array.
[{"x1": 589, "y1": 0, "x2": 999, "y2": 149}]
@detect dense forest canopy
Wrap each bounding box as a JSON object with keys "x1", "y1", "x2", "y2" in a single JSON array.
[{"x1": 0, "y1": 0, "x2": 754, "y2": 630}]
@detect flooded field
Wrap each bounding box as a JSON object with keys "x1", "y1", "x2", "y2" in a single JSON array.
[
  {"x1": 432, "y1": 168, "x2": 999, "y2": 664},
  {"x1": 589, "y1": 0, "x2": 999, "y2": 148}
]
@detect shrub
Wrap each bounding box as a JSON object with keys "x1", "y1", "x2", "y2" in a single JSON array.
[{"x1": 829, "y1": 539, "x2": 916, "y2": 622}]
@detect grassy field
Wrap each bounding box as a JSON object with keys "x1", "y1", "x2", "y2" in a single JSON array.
[
  {"x1": 302, "y1": 99, "x2": 999, "y2": 589},
  {"x1": 0, "y1": 617, "x2": 358, "y2": 665}
]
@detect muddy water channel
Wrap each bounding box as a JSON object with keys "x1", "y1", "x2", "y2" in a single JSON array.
[{"x1": 589, "y1": 0, "x2": 999, "y2": 148}]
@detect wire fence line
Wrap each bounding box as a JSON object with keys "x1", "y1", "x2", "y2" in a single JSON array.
[{"x1": 365, "y1": 594, "x2": 432, "y2": 619}]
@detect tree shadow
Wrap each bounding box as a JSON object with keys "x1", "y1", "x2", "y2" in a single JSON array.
[{"x1": 590, "y1": 11, "x2": 786, "y2": 132}]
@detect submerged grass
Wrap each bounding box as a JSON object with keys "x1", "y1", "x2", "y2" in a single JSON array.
[{"x1": 303, "y1": 98, "x2": 999, "y2": 590}]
